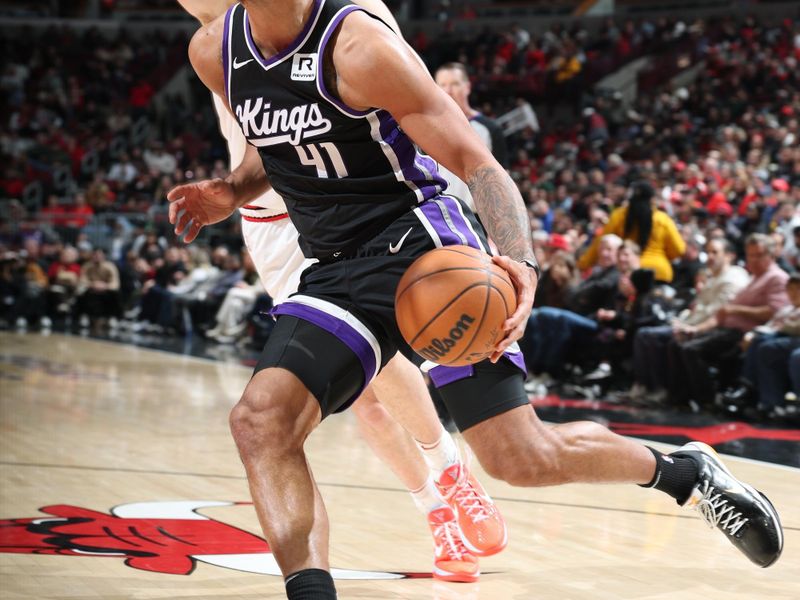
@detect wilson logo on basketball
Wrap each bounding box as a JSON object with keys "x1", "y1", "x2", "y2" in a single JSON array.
[{"x1": 418, "y1": 314, "x2": 475, "y2": 361}]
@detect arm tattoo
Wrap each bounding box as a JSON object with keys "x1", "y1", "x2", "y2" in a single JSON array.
[{"x1": 468, "y1": 166, "x2": 535, "y2": 263}]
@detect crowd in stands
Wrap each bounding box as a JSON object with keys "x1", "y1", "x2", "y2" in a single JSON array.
[{"x1": 2, "y1": 12, "x2": 799, "y2": 422}]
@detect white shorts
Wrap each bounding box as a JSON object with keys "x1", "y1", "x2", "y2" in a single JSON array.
[{"x1": 241, "y1": 217, "x2": 316, "y2": 306}]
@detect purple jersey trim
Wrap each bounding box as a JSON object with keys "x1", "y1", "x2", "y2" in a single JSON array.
[
  {"x1": 243, "y1": 0, "x2": 322, "y2": 70},
  {"x1": 428, "y1": 365, "x2": 474, "y2": 387},
  {"x1": 272, "y1": 301, "x2": 377, "y2": 397},
  {"x1": 428, "y1": 350, "x2": 526, "y2": 388},
  {"x1": 418, "y1": 197, "x2": 481, "y2": 249},
  {"x1": 377, "y1": 112, "x2": 446, "y2": 198},
  {"x1": 222, "y1": 4, "x2": 235, "y2": 101},
  {"x1": 316, "y1": 5, "x2": 373, "y2": 118}
]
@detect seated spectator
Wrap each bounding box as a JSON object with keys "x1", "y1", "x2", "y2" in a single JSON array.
[
  {"x1": 75, "y1": 248, "x2": 121, "y2": 329},
  {"x1": 721, "y1": 275, "x2": 800, "y2": 418},
  {"x1": 668, "y1": 234, "x2": 790, "y2": 406},
  {"x1": 178, "y1": 250, "x2": 243, "y2": 332},
  {"x1": 577, "y1": 181, "x2": 685, "y2": 283},
  {"x1": 0, "y1": 249, "x2": 48, "y2": 329},
  {"x1": 579, "y1": 242, "x2": 663, "y2": 383},
  {"x1": 522, "y1": 237, "x2": 632, "y2": 378},
  {"x1": 670, "y1": 234, "x2": 704, "y2": 306},
  {"x1": 134, "y1": 246, "x2": 188, "y2": 332},
  {"x1": 107, "y1": 152, "x2": 138, "y2": 189},
  {"x1": 631, "y1": 238, "x2": 749, "y2": 402},
  {"x1": 533, "y1": 249, "x2": 578, "y2": 310},
  {"x1": 206, "y1": 250, "x2": 260, "y2": 344},
  {"x1": 566, "y1": 233, "x2": 623, "y2": 315},
  {"x1": 45, "y1": 246, "x2": 81, "y2": 321}
]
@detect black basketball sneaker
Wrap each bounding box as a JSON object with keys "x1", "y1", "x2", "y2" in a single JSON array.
[{"x1": 671, "y1": 442, "x2": 783, "y2": 567}]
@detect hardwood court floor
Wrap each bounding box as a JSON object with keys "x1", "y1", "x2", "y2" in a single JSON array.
[{"x1": 1, "y1": 331, "x2": 798, "y2": 599}]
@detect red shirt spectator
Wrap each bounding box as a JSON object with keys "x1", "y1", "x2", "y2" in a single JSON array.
[
  {"x1": 62, "y1": 195, "x2": 95, "y2": 228},
  {"x1": 129, "y1": 80, "x2": 154, "y2": 109},
  {"x1": 40, "y1": 196, "x2": 67, "y2": 227}
]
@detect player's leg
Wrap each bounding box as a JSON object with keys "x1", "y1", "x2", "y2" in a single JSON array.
[
  {"x1": 229, "y1": 315, "x2": 366, "y2": 598},
  {"x1": 351, "y1": 386, "x2": 433, "y2": 491},
  {"x1": 231, "y1": 367, "x2": 327, "y2": 572},
  {"x1": 351, "y1": 384, "x2": 479, "y2": 582},
  {"x1": 370, "y1": 354, "x2": 507, "y2": 558},
  {"x1": 441, "y1": 360, "x2": 783, "y2": 567}
]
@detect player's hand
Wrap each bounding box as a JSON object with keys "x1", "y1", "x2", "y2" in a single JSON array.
[
  {"x1": 489, "y1": 255, "x2": 537, "y2": 362},
  {"x1": 167, "y1": 178, "x2": 237, "y2": 243}
]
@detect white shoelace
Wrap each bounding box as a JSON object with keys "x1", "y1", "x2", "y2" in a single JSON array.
[
  {"x1": 695, "y1": 486, "x2": 749, "y2": 536},
  {"x1": 433, "y1": 520, "x2": 468, "y2": 560},
  {"x1": 452, "y1": 481, "x2": 492, "y2": 524}
]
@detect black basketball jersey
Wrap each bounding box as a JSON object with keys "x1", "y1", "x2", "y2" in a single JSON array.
[{"x1": 222, "y1": 0, "x2": 446, "y2": 260}]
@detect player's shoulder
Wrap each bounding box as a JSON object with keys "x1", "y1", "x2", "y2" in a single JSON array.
[
  {"x1": 335, "y1": 8, "x2": 403, "y2": 58},
  {"x1": 188, "y1": 11, "x2": 227, "y2": 95},
  {"x1": 189, "y1": 11, "x2": 226, "y2": 66}
]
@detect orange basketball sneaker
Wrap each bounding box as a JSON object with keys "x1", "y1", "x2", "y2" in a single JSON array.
[
  {"x1": 436, "y1": 451, "x2": 507, "y2": 557},
  {"x1": 428, "y1": 505, "x2": 480, "y2": 583}
]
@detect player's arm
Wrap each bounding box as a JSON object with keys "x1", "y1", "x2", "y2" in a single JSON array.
[
  {"x1": 333, "y1": 14, "x2": 537, "y2": 355},
  {"x1": 353, "y1": 0, "x2": 402, "y2": 34},
  {"x1": 167, "y1": 18, "x2": 270, "y2": 242}
]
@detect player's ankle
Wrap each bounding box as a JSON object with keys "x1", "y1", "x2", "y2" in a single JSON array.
[
  {"x1": 285, "y1": 568, "x2": 337, "y2": 599},
  {"x1": 639, "y1": 446, "x2": 699, "y2": 504},
  {"x1": 417, "y1": 427, "x2": 460, "y2": 478},
  {"x1": 411, "y1": 474, "x2": 448, "y2": 514}
]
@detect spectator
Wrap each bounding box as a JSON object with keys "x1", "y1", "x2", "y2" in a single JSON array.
[
  {"x1": 522, "y1": 236, "x2": 627, "y2": 378},
  {"x1": 433, "y1": 62, "x2": 509, "y2": 213},
  {"x1": 533, "y1": 250, "x2": 578, "y2": 310},
  {"x1": 45, "y1": 246, "x2": 81, "y2": 321},
  {"x1": 721, "y1": 275, "x2": 800, "y2": 417},
  {"x1": 107, "y1": 152, "x2": 138, "y2": 187},
  {"x1": 567, "y1": 233, "x2": 623, "y2": 315},
  {"x1": 206, "y1": 250, "x2": 260, "y2": 344},
  {"x1": 143, "y1": 140, "x2": 177, "y2": 175},
  {"x1": 75, "y1": 248, "x2": 121, "y2": 329},
  {"x1": 669, "y1": 234, "x2": 791, "y2": 406},
  {"x1": 578, "y1": 181, "x2": 685, "y2": 282},
  {"x1": 631, "y1": 238, "x2": 749, "y2": 402}
]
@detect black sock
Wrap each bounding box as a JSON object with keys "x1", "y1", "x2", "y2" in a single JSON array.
[
  {"x1": 639, "y1": 446, "x2": 699, "y2": 505},
  {"x1": 285, "y1": 569, "x2": 337, "y2": 600}
]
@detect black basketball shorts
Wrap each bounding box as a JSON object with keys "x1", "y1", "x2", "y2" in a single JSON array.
[{"x1": 254, "y1": 195, "x2": 530, "y2": 430}]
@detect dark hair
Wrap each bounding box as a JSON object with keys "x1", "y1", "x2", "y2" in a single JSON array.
[
  {"x1": 624, "y1": 181, "x2": 654, "y2": 249},
  {"x1": 707, "y1": 237, "x2": 736, "y2": 255},
  {"x1": 788, "y1": 274, "x2": 800, "y2": 286}
]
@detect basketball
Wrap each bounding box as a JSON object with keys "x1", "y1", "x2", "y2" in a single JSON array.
[{"x1": 395, "y1": 245, "x2": 517, "y2": 367}]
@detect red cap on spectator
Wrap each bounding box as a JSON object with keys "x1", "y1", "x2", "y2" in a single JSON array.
[
  {"x1": 708, "y1": 192, "x2": 726, "y2": 206},
  {"x1": 711, "y1": 202, "x2": 733, "y2": 216},
  {"x1": 547, "y1": 233, "x2": 570, "y2": 251},
  {"x1": 772, "y1": 178, "x2": 789, "y2": 192},
  {"x1": 674, "y1": 160, "x2": 687, "y2": 172}
]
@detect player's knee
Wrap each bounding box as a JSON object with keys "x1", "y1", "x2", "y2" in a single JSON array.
[
  {"x1": 351, "y1": 394, "x2": 391, "y2": 430},
  {"x1": 230, "y1": 387, "x2": 302, "y2": 454}
]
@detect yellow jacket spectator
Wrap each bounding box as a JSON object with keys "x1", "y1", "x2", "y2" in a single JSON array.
[{"x1": 578, "y1": 181, "x2": 685, "y2": 282}]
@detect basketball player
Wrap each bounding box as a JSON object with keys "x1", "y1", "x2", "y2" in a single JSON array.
[
  {"x1": 176, "y1": 0, "x2": 502, "y2": 584},
  {"x1": 168, "y1": 1, "x2": 783, "y2": 597},
  {"x1": 433, "y1": 62, "x2": 509, "y2": 214}
]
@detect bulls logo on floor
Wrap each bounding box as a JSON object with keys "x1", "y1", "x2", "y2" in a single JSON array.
[{"x1": 0, "y1": 500, "x2": 431, "y2": 580}]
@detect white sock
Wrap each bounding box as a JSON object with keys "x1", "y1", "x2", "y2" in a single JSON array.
[
  {"x1": 410, "y1": 475, "x2": 448, "y2": 515},
  {"x1": 416, "y1": 427, "x2": 460, "y2": 479}
]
